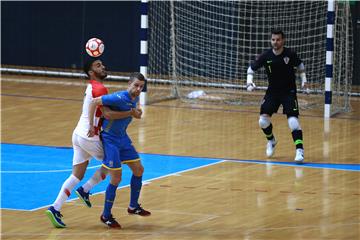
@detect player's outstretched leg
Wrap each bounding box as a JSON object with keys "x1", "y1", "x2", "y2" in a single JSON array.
[
  {"x1": 259, "y1": 115, "x2": 277, "y2": 157},
  {"x1": 100, "y1": 180, "x2": 121, "y2": 228},
  {"x1": 288, "y1": 117, "x2": 304, "y2": 164},
  {"x1": 45, "y1": 174, "x2": 81, "y2": 228},
  {"x1": 127, "y1": 163, "x2": 151, "y2": 216},
  {"x1": 45, "y1": 206, "x2": 66, "y2": 228}
]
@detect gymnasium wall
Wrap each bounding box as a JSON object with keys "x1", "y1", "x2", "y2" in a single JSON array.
[{"x1": 1, "y1": 1, "x2": 140, "y2": 73}]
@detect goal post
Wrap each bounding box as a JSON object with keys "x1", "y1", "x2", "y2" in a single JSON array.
[
  {"x1": 146, "y1": 0, "x2": 353, "y2": 116},
  {"x1": 139, "y1": 0, "x2": 149, "y2": 105}
]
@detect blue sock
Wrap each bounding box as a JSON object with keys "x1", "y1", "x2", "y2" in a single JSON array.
[
  {"x1": 103, "y1": 183, "x2": 118, "y2": 218},
  {"x1": 130, "y1": 175, "x2": 142, "y2": 208}
]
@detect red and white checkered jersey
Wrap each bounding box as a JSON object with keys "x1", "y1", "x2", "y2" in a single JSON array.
[{"x1": 74, "y1": 80, "x2": 108, "y2": 141}]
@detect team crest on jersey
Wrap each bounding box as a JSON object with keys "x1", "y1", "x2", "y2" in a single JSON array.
[{"x1": 283, "y1": 57, "x2": 290, "y2": 64}]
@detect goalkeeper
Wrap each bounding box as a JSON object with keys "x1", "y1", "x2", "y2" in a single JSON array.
[{"x1": 246, "y1": 29, "x2": 309, "y2": 164}]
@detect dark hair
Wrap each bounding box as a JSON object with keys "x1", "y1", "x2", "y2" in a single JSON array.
[
  {"x1": 129, "y1": 72, "x2": 146, "y2": 82},
  {"x1": 83, "y1": 58, "x2": 98, "y2": 77},
  {"x1": 271, "y1": 29, "x2": 285, "y2": 38}
]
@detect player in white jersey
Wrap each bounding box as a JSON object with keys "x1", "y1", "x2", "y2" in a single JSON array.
[{"x1": 46, "y1": 59, "x2": 138, "y2": 228}]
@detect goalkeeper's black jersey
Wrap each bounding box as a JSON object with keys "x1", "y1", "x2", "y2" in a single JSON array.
[{"x1": 250, "y1": 47, "x2": 302, "y2": 94}]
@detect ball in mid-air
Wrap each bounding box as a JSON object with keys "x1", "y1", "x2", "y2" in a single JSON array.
[{"x1": 85, "y1": 38, "x2": 104, "y2": 57}]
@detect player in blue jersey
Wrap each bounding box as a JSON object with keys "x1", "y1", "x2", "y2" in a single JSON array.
[
  {"x1": 246, "y1": 30, "x2": 309, "y2": 164},
  {"x1": 45, "y1": 59, "x2": 140, "y2": 228},
  {"x1": 88, "y1": 72, "x2": 150, "y2": 228}
]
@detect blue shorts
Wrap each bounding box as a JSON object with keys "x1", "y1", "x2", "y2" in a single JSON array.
[{"x1": 101, "y1": 132, "x2": 140, "y2": 170}]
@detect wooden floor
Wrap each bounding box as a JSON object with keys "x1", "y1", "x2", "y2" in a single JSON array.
[{"x1": 1, "y1": 75, "x2": 360, "y2": 239}]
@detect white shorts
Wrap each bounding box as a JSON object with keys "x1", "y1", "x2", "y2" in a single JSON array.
[{"x1": 72, "y1": 132, "x2": 104, "y2": 165}]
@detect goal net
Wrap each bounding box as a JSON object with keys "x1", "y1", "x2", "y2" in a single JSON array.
[{"x1": 147, "y1": 1, "x2": 353, "y2": 115}]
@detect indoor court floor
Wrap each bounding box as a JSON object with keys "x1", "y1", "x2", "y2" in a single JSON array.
[{"x1": 1, "y1": 75, "x2": 359, "y2": 240}]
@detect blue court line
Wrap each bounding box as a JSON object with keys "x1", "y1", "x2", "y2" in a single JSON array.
[{"x1": 1, "y1": 143, "x2": 359, "y2": 211}]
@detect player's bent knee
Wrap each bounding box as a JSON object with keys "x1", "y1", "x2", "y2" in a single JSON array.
[
  {"x1": 259, "y1": 115, "x2": 271, "y2": 129},
  {"x1": 288, "y1": 116, "x2": 301, "y2": 131}
]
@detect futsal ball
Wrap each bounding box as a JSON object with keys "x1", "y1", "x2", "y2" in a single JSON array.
[{"x1": 85, "y1": 38, "x2": 104, "y2": 57}]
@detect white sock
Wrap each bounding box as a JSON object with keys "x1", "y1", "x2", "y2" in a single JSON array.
[
  {"x1": 53, "y1": 174, "x2": 80, "y2": 211},
  {"x1": 82, "y1": 172, "x2": 102, "y2": 193}
]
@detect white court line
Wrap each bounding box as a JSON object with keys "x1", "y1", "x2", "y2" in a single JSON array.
[{"x1": 17, "y1": 160, "x2": 225, "y2": 212}]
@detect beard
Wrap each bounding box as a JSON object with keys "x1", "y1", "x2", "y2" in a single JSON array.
[
  {"x1": 95, "y1": 71, "x2": 107, "y2": 80},
  {"x1": 272, "y1": 44, "x2": 280, "y2": 50},
  {"x1": 130, "y1": 89, "x2": 141, "y2": 98},
  {"x1": 272, "y1": 41, "x2": 284, "y2": 50},
  {"x1": 100, "y1": 73, "x2": 108, "y2": 80}
]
